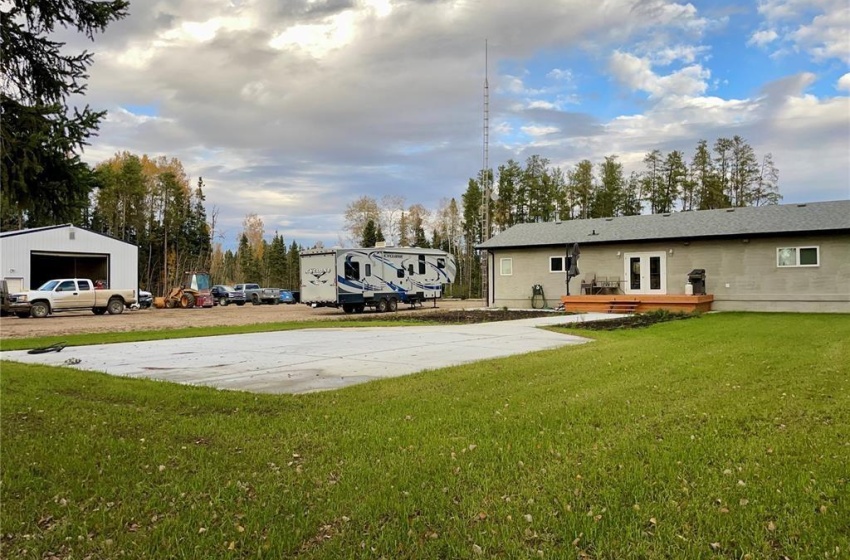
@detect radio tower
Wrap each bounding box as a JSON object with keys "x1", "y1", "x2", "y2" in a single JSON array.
[{"x1": 481, "y1": 40, "x2": 491, "y2": 306}]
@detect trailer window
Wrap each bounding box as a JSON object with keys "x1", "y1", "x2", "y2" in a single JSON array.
[
  {"x1": 418, "y1": 254, "x2": 426, "y2": 274},
  {"x1": 408, "y1": 264, "x2": 414, "y2": 275},
  {"x1": 397, "y1": 268, "x2": 405, "y2": 278},
  {"x1": 437, "y1": 258, "x2": 446, "y2": 269},
  {"x1": 365, "y1": 264, "x2": 371, "y2": 277},
  {"x1": 344, "y1": 260, "x2": 360, "y2": 280}
]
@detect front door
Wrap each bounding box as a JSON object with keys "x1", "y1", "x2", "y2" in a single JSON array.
[{"x1": 624, "y1": 252, "x2": 667, "y2": 295}]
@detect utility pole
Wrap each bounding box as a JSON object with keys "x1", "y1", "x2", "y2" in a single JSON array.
[{"x1": 480, "y1": 39, "x2": 491, "y2": 307}]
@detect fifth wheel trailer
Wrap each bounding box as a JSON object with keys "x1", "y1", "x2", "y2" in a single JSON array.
[{"x1": 300, "y1": 247, "x2": 457, "y2": 313}]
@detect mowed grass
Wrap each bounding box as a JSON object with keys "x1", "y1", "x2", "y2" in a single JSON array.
[{"x1": 1, "y1": 313, "x2": 848, "y2": 559}]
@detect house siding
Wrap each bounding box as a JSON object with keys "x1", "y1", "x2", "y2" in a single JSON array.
[{"x1": 487, "y1": 233, "x2": 850, "y2": 312}]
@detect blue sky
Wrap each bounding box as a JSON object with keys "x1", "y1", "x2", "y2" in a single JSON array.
[{"x1": 64, "y1": 0, "x2": 849, "y2": 249}]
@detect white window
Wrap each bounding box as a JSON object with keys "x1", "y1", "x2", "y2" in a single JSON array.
[
  {"x1": 549, "y1": 256, "x2": 564, "y2": 273},
  {"x1": 777, "y1": 246, "x2": 819, "y2": 268},
  {"x1": 500, "y1": 258, "x2": 513, "y2": 276}
]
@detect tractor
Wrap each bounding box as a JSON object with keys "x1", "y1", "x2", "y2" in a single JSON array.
[{"x1": 154, "y1": 271, "x2": 214, "y2": 309}]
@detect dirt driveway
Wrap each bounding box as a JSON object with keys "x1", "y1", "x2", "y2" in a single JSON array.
[{"x1": 0, "y1": 299, "x2": 486, "y2": 340}]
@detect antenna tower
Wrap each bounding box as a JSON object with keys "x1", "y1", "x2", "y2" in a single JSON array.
[{"x1": 481, "y1": 40, "x2": 491, "y2": 306}]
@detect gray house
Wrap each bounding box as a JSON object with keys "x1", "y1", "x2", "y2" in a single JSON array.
[{"x1": 477, "y1": 200, "x2": 850, "y2": 313}]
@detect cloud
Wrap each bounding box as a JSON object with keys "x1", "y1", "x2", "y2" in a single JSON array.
[
  {"x1": 755, "y1": 0, "x2": 849, "y2": 63},
  {"x1": 66, "y1": 0, "x2": 849, "y2": 249},
  {"x1": 747, "y1": 29, "x2": 779, "y2": 47},
  {"x1": 608, "y1": 51, "x2": 710, "y2": 98},
  {"x1": 838, "y1": 73, "x2": 850, "y2": 91}
]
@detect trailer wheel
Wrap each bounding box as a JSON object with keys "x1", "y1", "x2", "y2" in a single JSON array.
[
  {"x1": 388, "y1": 298, "x2": 398, "y2": 312},
  {"x1": 342, "y1": 303, "x2": 354, "y2": 314},
  {"x1": 376, "y1": 298, "x2": 389, "y2": 313},
  {"x1": 355, "y1": 304, "x2": 366, "y2": 313},
  {"x1": 107, "y1": 298, "x2": 125, "y2": 315},
  {"x1": 31, "y1": 301, "x2": 50, "y2": 318},
  {"x1": 93, "y1": 308, "x2": 107, "y2": 315}
]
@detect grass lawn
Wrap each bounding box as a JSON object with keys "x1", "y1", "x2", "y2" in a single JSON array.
[{"x1": 1, "y1": 313, "x2": 848, "y2": 559}]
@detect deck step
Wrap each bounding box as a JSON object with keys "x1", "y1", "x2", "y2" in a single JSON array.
[{"x1": 607, "y1": 301, "x2": 639, "y2": 314}]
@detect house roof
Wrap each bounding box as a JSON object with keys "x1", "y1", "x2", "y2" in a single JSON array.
[{"x1": 477, "y1": 200, "x2": 850, "y2": 250}]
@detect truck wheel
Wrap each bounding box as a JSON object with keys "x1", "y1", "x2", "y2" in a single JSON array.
[
  {"x1": 16, "y1": 312, "x2": 31, "y2": 319},
  {"x1": 388, "y1": 298, "x2": 398, "y2": 312},
  {"x1": 93, "y1": 308, "x2": 107, "y2": 315},
  {"x1": 376, "y1": 298, "x2": 389, "y2": 313},
  {"x1": 31, "y1": 301, "x2": 50, "y2": 318},
  {"x1": 252, "y1": 295, "x2": 261, "y2": 305},
  {"x1": 219, "y1": 297, "x2": 228, "y2": 306},
  {"x1": 181, "y1": 293, "x2": 196, "y2": 308},
  {"x1": 107, "y1": 298, "x2": 124, "y2": 315}
]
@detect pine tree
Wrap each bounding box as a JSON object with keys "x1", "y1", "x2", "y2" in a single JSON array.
[{"x1": 1, "y1": 0, "x2": 129, "y2": 229}]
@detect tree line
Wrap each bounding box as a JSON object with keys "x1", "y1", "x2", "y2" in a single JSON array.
[{"x1": 343, "y1": 136, "x2": 781, "y2": 298}]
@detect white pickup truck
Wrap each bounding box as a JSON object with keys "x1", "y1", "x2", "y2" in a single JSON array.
[{"x1": 9, "y1": 278, "x2": 137, "y2": 318}]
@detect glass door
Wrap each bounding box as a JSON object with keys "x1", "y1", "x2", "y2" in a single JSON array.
[{"x1": 624, "y1": 252, "x2": 666, "y2": 294}]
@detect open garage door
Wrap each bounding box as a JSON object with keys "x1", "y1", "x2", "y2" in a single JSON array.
[{"x1": 30, "y1": 252, "x2": 109, "y2": 289}]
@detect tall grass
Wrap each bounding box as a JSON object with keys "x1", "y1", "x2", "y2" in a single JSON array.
[{"x1": 1, "y1": 313, "x2": 848, "y2": 559}]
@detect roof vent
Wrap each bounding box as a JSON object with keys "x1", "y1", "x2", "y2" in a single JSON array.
[
  {"x1": 726, "y1": 208, "x2": 735, "y2": 212},
  {"x1": 605, "y1": 218, "x2": 614, "y2": 221},
  {"x1": 797, "y1": 203, "x2": 807, "y2": 207},
  {"x1": 662, "y1": 213, "x2": 671, "y2": 217},
  {"x1": 589, "y1": 229, "x2": 599, "y2": 236}
]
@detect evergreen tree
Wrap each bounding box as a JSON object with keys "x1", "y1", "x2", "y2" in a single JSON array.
[
  {"x1": 592, "y1": 156, "x2": 624, "y2": 218},
  {"x1": 1, "y1": 0, "x2": 129, "y2": 229},
  {"x1": 361, "y1": 219, "x2": 378, "y2": 247}
]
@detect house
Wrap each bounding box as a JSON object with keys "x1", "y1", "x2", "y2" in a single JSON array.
[
  {"x1": 0, "y1": 224, "x2": 139, "y2": 292},
  {"x1": 476, "y1": 200, "x2": 850, "y2": 313}
]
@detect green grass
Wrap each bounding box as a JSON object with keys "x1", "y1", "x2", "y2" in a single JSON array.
[
  {"x1": 0, "y1": 318, "x2": 429, "y2": 352},
  {"x1": 1, "y1": 313, "x2": 848, "y2": 559}
]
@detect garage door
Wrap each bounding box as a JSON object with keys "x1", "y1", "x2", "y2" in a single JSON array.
[{"x1": 30, "y1": 252, "x2": 109, "y2": 289}]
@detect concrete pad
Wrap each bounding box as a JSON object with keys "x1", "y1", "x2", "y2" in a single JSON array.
[{"x1": 1, "y1": 313, "x2": 619, "y2": 394}]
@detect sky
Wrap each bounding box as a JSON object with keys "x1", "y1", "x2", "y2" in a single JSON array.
[{"x1": 59, "y1": 0, "x2": 850, "y2": 249}]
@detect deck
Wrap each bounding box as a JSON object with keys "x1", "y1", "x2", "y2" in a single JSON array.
[{"x1": 560, "y1": 294, "x2": 714, "y2": 314}]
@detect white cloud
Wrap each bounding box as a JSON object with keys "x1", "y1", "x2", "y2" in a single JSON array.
[
  {"x1": 837, "y1": 73, "x2": 850, "y2": 91},
  {"x1": 747, "y1": 29, "x2": 779, "y2": 47},
  {"x1": 521, "y1": 125, "x2": 560, "y2": 137},
  {"x1": 755, "y1": 0, "x2": 849, "y2": 63},
  {"x1": 609, "y1": 51, "x2": 710, "y2": 98}
]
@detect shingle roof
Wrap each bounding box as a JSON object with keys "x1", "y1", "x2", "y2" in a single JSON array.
[{"x1": 477, "y1": 200, "x2": 850, "y2": 249}]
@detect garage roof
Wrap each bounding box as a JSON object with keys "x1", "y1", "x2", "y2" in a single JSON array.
[
  {"x1": 477, "y1": 200, "x2": 850, "y2": 249},
  {"x1": 0, "y1": 224, "x2": 136, "y2": 245}
]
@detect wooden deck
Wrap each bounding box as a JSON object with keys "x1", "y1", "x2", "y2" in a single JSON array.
[{"x1": 560, "y1": 294, "x2": 714, "y2": 314}]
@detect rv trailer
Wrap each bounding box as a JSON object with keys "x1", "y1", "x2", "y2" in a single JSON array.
[{"x1": 300, "y1": 247, "x2": 457, "y2": 313}]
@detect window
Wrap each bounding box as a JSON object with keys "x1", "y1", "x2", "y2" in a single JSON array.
[
  {"x1": 549, "y1": 256, "x2": 564, "y2": 272},
  {"x1": 500, "y1": 258, "x2": 513, "y2": 276},
  {"x1": 418, "y1": 254, "x2": 426, "y2": 274},
  {"x1": 365, "y1": 264, "x2": 372, "y2": 277},
  {"x1": 437, "y1": 258, "x2": 446, "y2": 269},
  {"x1": 344, "y1": 260, "x2": 360, "y2": 280},
  {"x1": 57, "y1": 280, "x2": 76, "y2": 292},
  {"x1": 777, "y1": 246, "x2": 819, "y2": 267},
  {"x1": 77, "y1": 281, "x2": 92, "y2": 291},
  {"x1": 397, "y1": 267, "x2": 405, "y2": 279}
]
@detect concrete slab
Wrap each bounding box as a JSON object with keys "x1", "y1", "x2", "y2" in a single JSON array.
[{"x1": 1, "y1": 313, "x2": 618, "y2": 394}]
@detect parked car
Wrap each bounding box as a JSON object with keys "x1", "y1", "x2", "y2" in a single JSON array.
[
  {"x1": 233, "y1": 283, "x2": 280, "y2": 305},
  {"x1": 279, "y1": 290, "x2": 295, "y2": 304},
  {"x1": 210, "y1": 284, "x2": 247, "y2": 306},
  {"x1": 138, "y1": 290, "x2": 153, "y2": 309}
]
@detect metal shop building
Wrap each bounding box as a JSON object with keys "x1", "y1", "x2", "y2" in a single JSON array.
[{"x1": 0, "y1": 224, "x2": 138, "y2": 292}]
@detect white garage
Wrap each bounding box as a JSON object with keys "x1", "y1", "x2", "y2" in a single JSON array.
[{"x1": 0, "y1": 224, "x2": 138, "y2": 292}]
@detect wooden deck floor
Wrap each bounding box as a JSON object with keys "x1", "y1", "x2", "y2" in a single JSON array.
[{"x1": 560, "y1": 294, "x2": 714, "y2": 314}]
